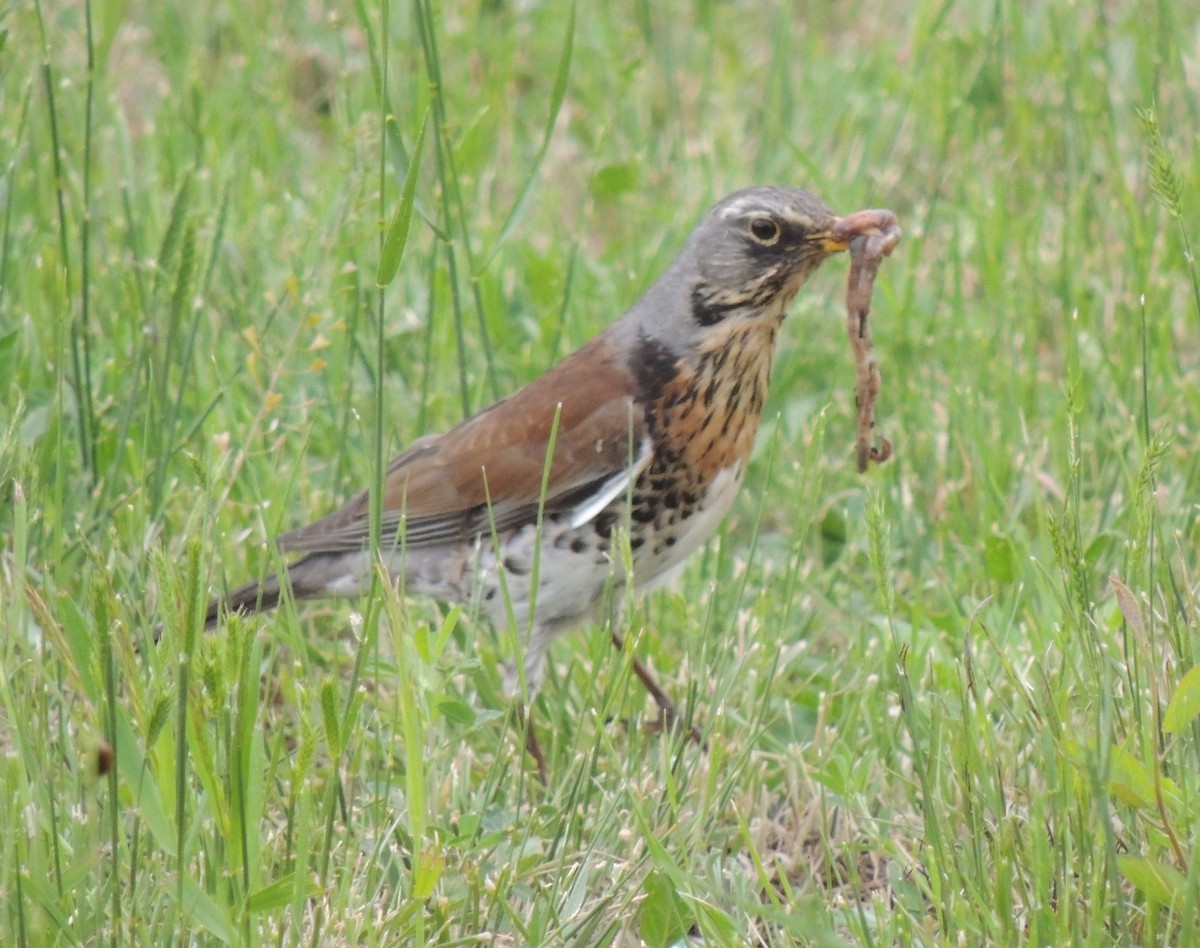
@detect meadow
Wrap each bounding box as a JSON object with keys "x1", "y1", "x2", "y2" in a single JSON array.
[{"x1": 2, "y1": 0, "x2": 1199, "y2": 943}]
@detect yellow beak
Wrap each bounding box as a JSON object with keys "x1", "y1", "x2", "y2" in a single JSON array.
[{"x1": 820, "y1": 232, "x2": 851, "y2": 254}]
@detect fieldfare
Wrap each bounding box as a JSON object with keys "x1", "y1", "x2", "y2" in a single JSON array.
[{"x1": 202, "y1": 186, "x2": 901, "y2": 778}]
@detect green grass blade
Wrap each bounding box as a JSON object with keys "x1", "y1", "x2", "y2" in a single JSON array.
[
  {"x1": 484, "y1": 0, "x2": 577, "y2": 262},
  {"x1": 377, "y1": 111, "x2": 429, "y2": 288}
]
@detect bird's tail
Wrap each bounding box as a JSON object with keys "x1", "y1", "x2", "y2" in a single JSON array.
[
  {"x1": 203, "y1": 553, "x2": 343, "y2": 628},
  {"x1": 204, "y1": 573, "x2": 284, "y2": 628}
]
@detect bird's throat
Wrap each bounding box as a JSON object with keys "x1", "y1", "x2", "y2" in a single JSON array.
[{"x1": 649, "y1": 319, "x2": 779, "y2": 482}]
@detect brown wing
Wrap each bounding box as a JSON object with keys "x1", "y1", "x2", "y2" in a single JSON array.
[{"x1": 278, "y1": 334, "x2": 648, "y2": 554}]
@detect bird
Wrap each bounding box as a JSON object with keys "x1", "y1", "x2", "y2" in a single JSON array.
[{"x1": 202, "y1": 186, "x2": 899, "y2": 779}]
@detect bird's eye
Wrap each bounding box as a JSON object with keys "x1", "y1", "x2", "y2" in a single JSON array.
[{"x1": 749, "y1": 217, "x2": 781, "y2": 244}]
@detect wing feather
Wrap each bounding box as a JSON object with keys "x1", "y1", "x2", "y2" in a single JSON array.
[{"x1": 278, "y1": 334, "x2": 649, "y2": 555}]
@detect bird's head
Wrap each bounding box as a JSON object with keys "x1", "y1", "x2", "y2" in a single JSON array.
[
  {"x1": 687, "y1": 186, "x2": 844, "y2": 327},
  {"x1": 619, "y1": 186, "x2": 898, "y2": 362}
]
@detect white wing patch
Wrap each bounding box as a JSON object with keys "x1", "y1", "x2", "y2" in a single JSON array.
[{"x1": 567, "y1": 434, "x2": 654, "y2": 529}]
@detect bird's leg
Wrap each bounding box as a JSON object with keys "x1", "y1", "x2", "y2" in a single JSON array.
[
  {"x1": 514, "y1": 701, "x2": 548, "y2": 784},
  {"x1": 610, "y1": 629, "x2": 705, "y2": 748}
]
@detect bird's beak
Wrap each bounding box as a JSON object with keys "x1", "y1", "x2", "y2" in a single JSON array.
[
  {"x1": 820, "y1": 230, "x2": 852, "y2": 254},
  {"x1": 822, "y1": 209, "x2": 903, "y2": 255}
]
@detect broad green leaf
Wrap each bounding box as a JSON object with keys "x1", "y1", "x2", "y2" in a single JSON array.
[
  {"x1": 246, "y1": 872, "x2": 317, "y2": 913},
  {"x1": 437, "y1": 697, "x2": 476, "y2": 726},
  {"x1": 639, "y1": 870, "x2": 690, "y2": 948},
  {"x1": 1164, "y1": 663, "x2": 1200, "y2": 734},
  {"x1": 412, "y1": 847, "x2": 445, "y2": 900},
  {"x1": 1109, "y1": 746, "x2": 1183, "y2": 814},
  {"x1": 116, "y1": 710, "x2": 176, "y2": 856},
  {"x1": 431, "y1": 604, "x2": 462, "y2": 659},
  {"x1": 0, "y1": 327, "x2": 18, "y2": 360},
  {"x1": 377, "y1": 111, "x2": 428, "y2": 287},
  {"x1": 1117, "y1": 855, "x2": 1186, "y2": 907},
  {"x1": 174, "y1": 875, "x2": 238, "y2": 944},
  {"x1": 590, "y1": 162, "x2": 639, "y2": 202},
  {"x1": 1109, "y1": 747, "x2": 1154, "y2": 809}
]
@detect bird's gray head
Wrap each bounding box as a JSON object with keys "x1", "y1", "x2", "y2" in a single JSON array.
[
  {"x1": 689, "y1": 186, "x2": 839, "y2": 323},
  {"x1": 621, "y1": 186, "x2": 845, "y2": 357}
]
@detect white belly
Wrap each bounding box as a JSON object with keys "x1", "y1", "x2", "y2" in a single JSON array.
[{"x1": 634, "y1": 462, "x2": 744, "y2": 591}]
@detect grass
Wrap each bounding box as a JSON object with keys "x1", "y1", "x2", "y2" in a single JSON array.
[{"x1": 3, "y1": 0, "x2": 1200, "y2": 943}]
